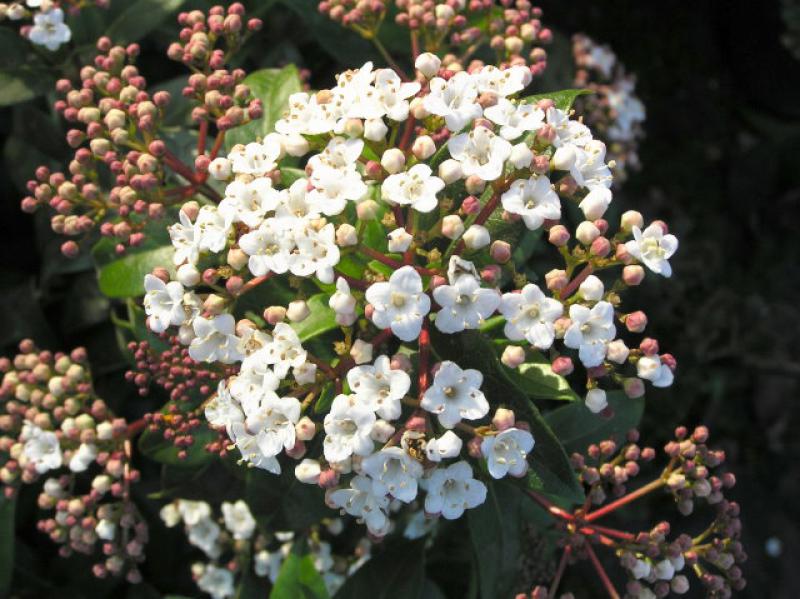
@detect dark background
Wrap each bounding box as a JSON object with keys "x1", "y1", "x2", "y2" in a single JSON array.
[{"x1": 0, "y1": 0, "x2": 798, "y2": 596}]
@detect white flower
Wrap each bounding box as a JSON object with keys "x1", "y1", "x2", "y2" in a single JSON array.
[
  {"x1": 481, "y1": 427, "x2": 534, "y2": 478},
  {"x1": 381, "y1": 164, "x2": 444, "y2": 213},
  {"x1": 483, "y1": 99, "x2": 544, "y2": 140},
  {"x1": 500, "y1": 176, "x2": 561, "y2": 230},
  {"x1": 143, "y1": 275, "x2": 185, "y2": 333},
  {"x1": 308, "y1": 164, "x2": 368, "y2": 216},
  {"x1": 245, "y1": 393, "x2": 302, "y2": 459},
  {"x1": 572, "y1": 140, "x2": 613, "y2": 190},
  {"x1": 205, "y1": 382, "x2": 244, "y2": 435},
  {"x1": 195, "y1": 206, "x2": 230, "y2": 254},
  {"x1": 421, "y1": 361, "x2": 488, "y2": 428},
  {"x1": 605, "y1": 339, "x2": 630, "y2": 364},
  {"x1": 276, "y1": 92, "x2": 338, "y2": 136},
  {"x1": 423, "y1": 461, "x2": 487, "y2": 519},
  {"x1": 578, "y1": 275, "x2": 605, "y2": 301},
  {"x1": 387, "y1": 228, "x2": 413, "y2": 252},
  {"x1": 323, "y1": 395, "x2": 376, "y2": 462},
  {"x1": 637, "y1": 355, "x2": 674, "y2": 387},
  {"x1": 423, "y1": 71, "x2": 482, "y2": 132},
  {"x1": 229, "y1": 135, "x2": 283, "y2": 175},
  {"x1": 328, "y1": 474, "x2": 390, "y2": 536},
  {"x1": 188, "y1": 518, "x2": 222, "y2": 558},
  {"x1": 95, "y1": 519, "x2": 116, "y2": 541},
  {"x1": 346, "y1": 355, "x2": 410, "y2": 420},
  {"x1": 564, "y1": 302, "x2": 617, "y2": 367},
  {"x1": 365, "y1": 266, "x2": 431, "y2": 342},
  {"x1": 263, "y1": 323, "x2": 307, "y2": 379},
  {"x1": 196, "y1": 564, "x2": 234, "y2": 599},
  {"x1": 28, "y1": 8, "x2": 71, "y2": 51},
  {"x1": 189, "y1": 314, "x2": 243, "y2": 364},
  {"x1": 425, "y1": 431, "x2": 463, "y2": 462},
  {"x1": 68, "y1": 443, "x2": 97, "y2": 473},
  {"x1": 447, "y1": 126, "x2": 512, "y2": 181},
  {"x1": 238, "y1": 219, "x2": 293, "y2": 277},
  {"x1": 22, "y1": 424, "x2": 62, "y2": 474},
  {"x1": 254, "y1": 549, "x2": 284, "y2": 582},
  {"x1": 433, "y1": 275, "x2": 500, "y2": 334},
  {"x1": 169, "y1": 210, "x2": 201, "y2": 266},
  {"x1": 177, "y1": 499, "x2": 212, "y2": 526},
  {"x1": 500, "y1": 284, "x2": 563, "y2": 349},
  {"x1": 362, "y1": 447, "x2": 423, "y2": 503},
  {"x1": 291, "y1": 222, "x2": 340, "y2": 283},
  {"x1": 475, "y1": 65, "x2": 532, "y2": 97},
  {"x1": 585, "y1": 388, "x2": 608, "y2": 414},
  {"x1": 546, "y1": 107, "x2": 593, "y2": 149},
  {"x1": 579, "y1": 187, "x2": 613, "y2": 220},
  {"x1": 159, "y1": 504, "x2": 181, "y2": 527},
  {"x1": 221, "y1": 500, "x2": 256, "y2": 540},
  {"x1": 329, "y1": 277, "x2": 357, "y2": 316},
  {"x1": 625, "y1": 224, "x2": 679, "y2": 277},
  {"x1": 373, "y1": 68, "x2": 421, "y2": 121},
  {"x1": 219, "y1": 178, "x2": 281, "y2": 228}
]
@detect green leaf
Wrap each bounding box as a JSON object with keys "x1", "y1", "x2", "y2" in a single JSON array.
[
  {"x1": 468, "y1": 482, "x2": 522, "y2": 599},
  {"x1": 545, "y1": 391, "x2": 645, "y2": 454},
  {"x1": 93, "y1": 242, "x2": 175, "y2": 298},
  {"x1": 0, "y1": 28, "x2": 30, "y2": 69},
  {"x1": 270, "y1": 552, "x2": 329, "y2": 599},
  {"x1": 105, "y1": 0, "x2": 186, "y2": 43},
  {"x1": 430, "y1": 329, "x2": 583, "y2": 504},
  {"x1": 0, "y1": 67, "x2": 54, "y2": 107},
  {"x1": 280, "y1": 167, "x2": 306, "y2": 187},
  {"x1": 0, "y1": 498, "x2": 15, "y2": 593},
  {"x1": 291, "y1": 294, "x2": 338, "y2": 343},
  {"x1": 523, "y1": 88, "x2": 592, "y2": 111},
  {"x1": 505, "y1": 361, "x2": 579, "y2": 402},
  {"x1": 334, "y1": 538, "x2": 426, "y2": 599},
  {"x1": 224, "y1": 65, "x2": 302, "y2": 152}
]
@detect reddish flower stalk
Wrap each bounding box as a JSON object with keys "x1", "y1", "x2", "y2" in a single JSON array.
[
  {"x1": 584, "y1": 541, "x2": 621, "y2": 599},
  {"x1": 559, "y1": 263, "x2": 595, "y2": 300},
  {"x1": 197, "y1": 119, "x2": 208, "y2": 156},
  {"x1": 126, "y1": 417, "x2": 147, "y2": 437},
  {"x1": 209, "y1": 131, "x2": 226, "y2": 160},
  {"x1": 584, "y1": 476, "x2": 666, "y2": 523},
  {"x1": 399, "y1": 116, "x2": 416, "y2": 151},
  {"x1": 526, "y1": 489, "x2": 576, "y2": 521},
  {"x1": 548, "y1": 545, "x2": 572, "y2": 599},
  {"x1": 418, "y1": 319, "x2": 430, "y2": 400},
  {"x1": 238, "y1": 272, "x2": 274, "y2": 296}
]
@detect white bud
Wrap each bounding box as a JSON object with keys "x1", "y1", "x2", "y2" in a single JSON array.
[
  {"x1": 553, "y1": 145, "x2": 577, "y2": 170},
  {"x1": 576, "y1": 221, "x2": 601, "y2": 245},
  {"x1": 208, "y1": 157, "x2": 231, "y2": 180},
  {"x1": 294, "y1": 459, "x2": 322, "y2": 484},
  {"x1": 425, "y1": 431, "x2": 462, "y2": 462},
  {"x1": 91, "y1": 474, "x2": 112, "y2": 494},
  {"x1": 434, "y1": 5, "x2": 454, "y2": 21},
  {"x1": 227, "y1": 248, "x2": 248, "y2": 270},
  {"x1": 632, "y1": 559, "x2": 652, "y2": 580},
  {"x1": 463, "y1": 224, "x2": 490, "y2": 250},
  {"x1": 605, "y1": 340, "x2": 630, "y2": 364},
  {"x1": 95, "y1": 519, "x2": 116, "y2": 541},
  {"x1": 356, "y1": 199, "x2": 379, "y2": 220},
  {"x1": 578, "y1": 274, "x2": 604, "y2": 301},
  {"x1": 579, "y1": 187, "x2": 612, "y2": 220},
  {"x1": 509, "y1": 143, "x2": 533, "y2": 170},
  {"x1": 176, "y1": 263, "x2": 200, "y2": 287},
  {"x1": 585, "y1": 388, "x2": 608, "y2": 414},
  {"x1": 287, "y1": 300, "x2": 310, "y2": 322},
  {"x1": 654, "y1": 559, "x2": 675, "y2": 581},
  {"x1": 381, "y1": 148, "x2": 406, "y2": 174},
  {"x1": 387, "y1": 228, "x2": 413, "y2": 252},
  {"x1": 336, "y1": 311, "x2": 357, "y2": 326},
  {"x1": 410, "y1": 97, "x2": 430, "y2": 119},
  {"x1": 441, "y1": 214, "x2": 465, "y2": 240},
  {"x1": 415, "y1": 52, "x2": 442, "y2": 79},
  {"x1": 329, "y1": 279, "x2": 356, "y2": 315},
  {"x1": 336, "y1": 224, "x2": 358, "y2": 247},
  {"x1": 281, "y1": 132, "x2": 310, "y2": 157},
  {"x1": 364, "y1": 118, "x2": 389, "y2": 141},
  {"x1": 96, "y1": 421, "x2": 114, "y2": 441},
  {"x1": 620, "y1": 210, "x2": 644, "y2": 232},
  {"x1": 412, "y1": 135, "x2": 436, "y2": 160},
  {"x1": 501, "y1": 345, "x2": 526, "y2": 369},
  {"x1": 178, "y1": 324, "x2": 194, "y2": 345},
  {"x1": 438, "y1": 158, "x2": 463, "y2": 184},
  {"x1": 295, "y1": 416, "x2": 317, "y2": 441},
  {"x1": 343, "y1": 118, "x2": 364, "y2": 138},
  {"x1": 370, "y1": 420, "x2": 395, "y2": 443},
  {"x1": 350, "y1": 339, "x2": 373, "y2": 365},
  {"x1": 293, "y1": 362, "x2": 317, "y2": 385}
]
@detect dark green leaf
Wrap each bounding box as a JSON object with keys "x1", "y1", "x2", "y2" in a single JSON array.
[
  {"x1": 333, "y1": 538, "x2": 426, "y2": 599},
  {"x1": 0, "y1": 498, "x2": 15, "y2": 593},
  {"x1": 468, "y1": 481, "x2": 522, "y2": 599},
  {"x1": 269, "y1": 552, "x2": 329, "y2": 599},
  {"x1": 93, "y1": 243, "x2": 174, "y2": 298},
  {"x1": 545, "y1": 391, "x2": 645, "y2": 454},
  {"x1": 0, "y1": 67, "x2": 54, "y2": 107},
  {"x1": 105, "y1": 0, "x2": 186, "y2": 43},
  {"x1": 224, "y1": 65, "x2": 302, "y2": 152},
  {"x1": 522, "y1": 88, "x2": 592, "y2": 111},
  {"x1": 0, "y1": 28, "x2": 30, "y2": 69},
  {"x1": 430, "y1": 329, "x2": 583, "y2": 504},
  {"x1": 505, "y1": 360, "x2": 579, "y2": 402}
]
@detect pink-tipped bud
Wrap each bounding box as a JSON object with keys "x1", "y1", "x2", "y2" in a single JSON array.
[
  {"x1": 590, "y1": 236, "x2": 611, "y2": 257},
  {"x1": 318, "y1": 469, "x2": 339, "y2": 489},
  {"x1": 548, "y1": 224, "x2": 570, "y2": 247},
  {"x1": 551, "y1": 356, "x2": 574, "y2": 376},
  {"x1": 625, "y1": 311, "x2": 648, "y2": 333},
  {"x1": 545, "y1": 269, "x2": 568, "y2": 291},
  {"x1": 390, "y1": 353, "x2": 412, "y2": 372},
  {"x1": 500, "y1": 345, "x2": 525, "y2": 369},
  {"x1": 623, "y1": 377, "x2": 645, "y2": 398},
  {"x1": 622, "y1": 264, "x2": 645, "y2": 286},
  {"x1": 492, "y1": 407, "x2": 516, "y2": 431},
  {"x1": 490, "y1": 240, "x2": 512, "y2": 264},
  {"x1": 264, "y1": 306, "x2": 287, "y2": 325}
]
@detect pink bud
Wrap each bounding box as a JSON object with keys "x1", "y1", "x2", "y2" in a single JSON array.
[
  {"x1": 405, "y1": 415, "x2": 427, "y2": 431},
  {"x1": 481, "y1": 265, "x2": 501, "y2": 284},
  {"x1": 61, "y1": 241, "x2": 80, "y2": 258},
  {"x1": 639, "y1": 337, "x2": 659, "y2": 355},
  {"x1": 318, "y1": 469, "x2": 339, "y2": 489},
  {"x1": 490, "y1": 240, "x2": 512, "y2": 264},
  {"x1": 625, "y1": 311, "x2": 648, "y2": 333},
  {"x1": 492, "y1": 408, "x2": 516, "y2": 431},
  {"x1": 467, "y1": 436, "x2": 482, "y2": 458},
  {"x1": 623, "y1": 377, "x2": 645, "y2": 398},
  {"x1": 390, "y1": 353, "x2": 412, "y2": 372},
  {"x1": 590, "y1": 236, "x2": 611, "y2": 257},
  {"x1": 461, "y1": 195, "x2": 481, "y2": 215},
  {"x1": 544, "y1": 269, "x2": 568, "y2": 291},
  {"x1": 622, "y1": 265, "x2": 645, "y2": 286},
  {"x1": 551, "y1": 356, "x2": 573, "y2": 376},
  {"x1": 548, "y1": 224, "x2": 570, "y2": 247}
]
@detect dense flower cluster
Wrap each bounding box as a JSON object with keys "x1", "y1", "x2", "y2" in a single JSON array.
[
  {"x1": 319, "y1": 0, "x2": 551, "y2": 75},
  {"x1": 572, "y1": 34, "x2": 646, "y2": 184},
  {"x1": 0, "y1": 340, "x2": 146, "y2": 581},
  {"x1": 0, "y1": 0, "x2": 104, "y2": 51},
  {"x1": 141, "y1": 55, "x2": 678, "y2": 539},
  {"x1": 160, "y1": 498, "x2": 370, "y2": 598}
]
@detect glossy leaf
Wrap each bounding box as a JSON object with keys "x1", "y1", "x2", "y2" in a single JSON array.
[
  {"x1": 545, "y1": 391, "x2": 645, "y2": 454},
  {"x1": 0, "y1": 68, "x2": 54, "y2": 107},
  {"x1": 95, "y1": 245, "x2": 175, "y2": 298},
  {"x1": 224, "y1": 65, "x2": 302, "y2": 152},
  {"x1": 505, "y1": 360, "x2": 579, "y2": 402},
  {"x1": 269, "y1": 552, "x2": 329, "y2": 599},
  {"x1": 333, "y1": 538, "x2": 426, "y2": 599},
  {"x1": 291, "y1": 294, "x2": 338, "y2": 342},
  {"x1": 522, "y1": 88, "x2": 592, "y2": 111},
  {"x1": 105, "y1": 0, "x2": 186, "y2": 43}
]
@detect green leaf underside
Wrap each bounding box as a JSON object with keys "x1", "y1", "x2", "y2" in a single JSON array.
[{"x1": 269, "y1": 551, "x2": 329, "y2": 599}]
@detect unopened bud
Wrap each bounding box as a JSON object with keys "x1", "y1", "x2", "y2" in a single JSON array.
[
  {"x1": 500, "y1": 346, "x2": 525, "y2": 369},
  {"x1": 286, "y1": 300, "x2": 310, "y2": 322}
]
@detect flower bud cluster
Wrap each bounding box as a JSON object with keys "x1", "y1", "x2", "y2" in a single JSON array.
[
  {"x1": 141, "y1": 58, "x2": 679, "y2": 538},
  {"x1": 319, "y1": 0, "x2": 551, "y2": 74},
  {"x1": 0, "y1": 339, "x2": 146, "y2": 581},
  {"x1": 571, "y1": 34, "x2": 645, "y2": 184},
  {"x1": 167, "y1": 4, "x2": 264, "y2": 131},
  {"x1": 160, "y1": 498, "x2": 368, "y2": 597}
]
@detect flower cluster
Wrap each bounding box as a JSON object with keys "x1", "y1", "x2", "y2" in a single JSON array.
[
  {"x1": 319, "y1": 0, "x2": 551, "y2": 75},
  {"x1": 0, "y1": 0, "x2": 102, "y2": 51},
  {"x1": 523, "y1": 426, "x2": 744, "y2": 599},
  {"x1": 572, "y1": 34, "x2": 646, "y2": 184},
  {"x1": 0, "y1": 340, "x2": 147, "y2": 581},
  {"x1": 140, "y1": 55, "x2": 679, "y2": 540},
  {"x1": 160, "y1": 498, "x2": 370, "y2": 598}
]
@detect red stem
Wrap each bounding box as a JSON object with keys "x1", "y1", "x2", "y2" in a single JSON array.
[
  {"x1": 209, "y1": 130, "x2": 226, "y2": 160},
  {"x1": 334, "y1": 271, "x2": 369, "y2": 290},
  {"x1": 418, "y1": 319, "x2": 430, "y2": 400},
  {"x1": 584, "y1": 477, "x2": 666, "y2": 523},
  {"x1": 526, "y1": 489, "x2": 576, "y2": 521},
  {"x1": 197, "y1": 119, "x2": 208, "y2": 157},
  {"x1": 581, "y1": 523, "x2": 636, "y2": 542},
  {"x1": 392, "y1": 205, "x2": 406, "y2": 228},
  {"x1": 411, "y1": 31, "x2": 420, "y2": 60},
  {"x1": 399, "y1": 116, "x2": 415, "y2": 151},
  {"x1": 238, "y1": 273, "x2": 274, "y2": 296},
  {"x1": 584, "y1": 542, "x2": 620, "y2": 599},
  {"x1": 371, "y1": 328, "x2": 394, "y2": 348},
  {"x1": 126, "y1": 418, "x2": 146, "y2": 437},
  {"x1": 548, "y1": 545, "x2": 572, "y2": 599},
  {"x1": 308, "y1": 354, "x2": 339, "y2": 380},
  {"x1": 559, "y1": 263, "x2": 595, "y2": 300}
]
